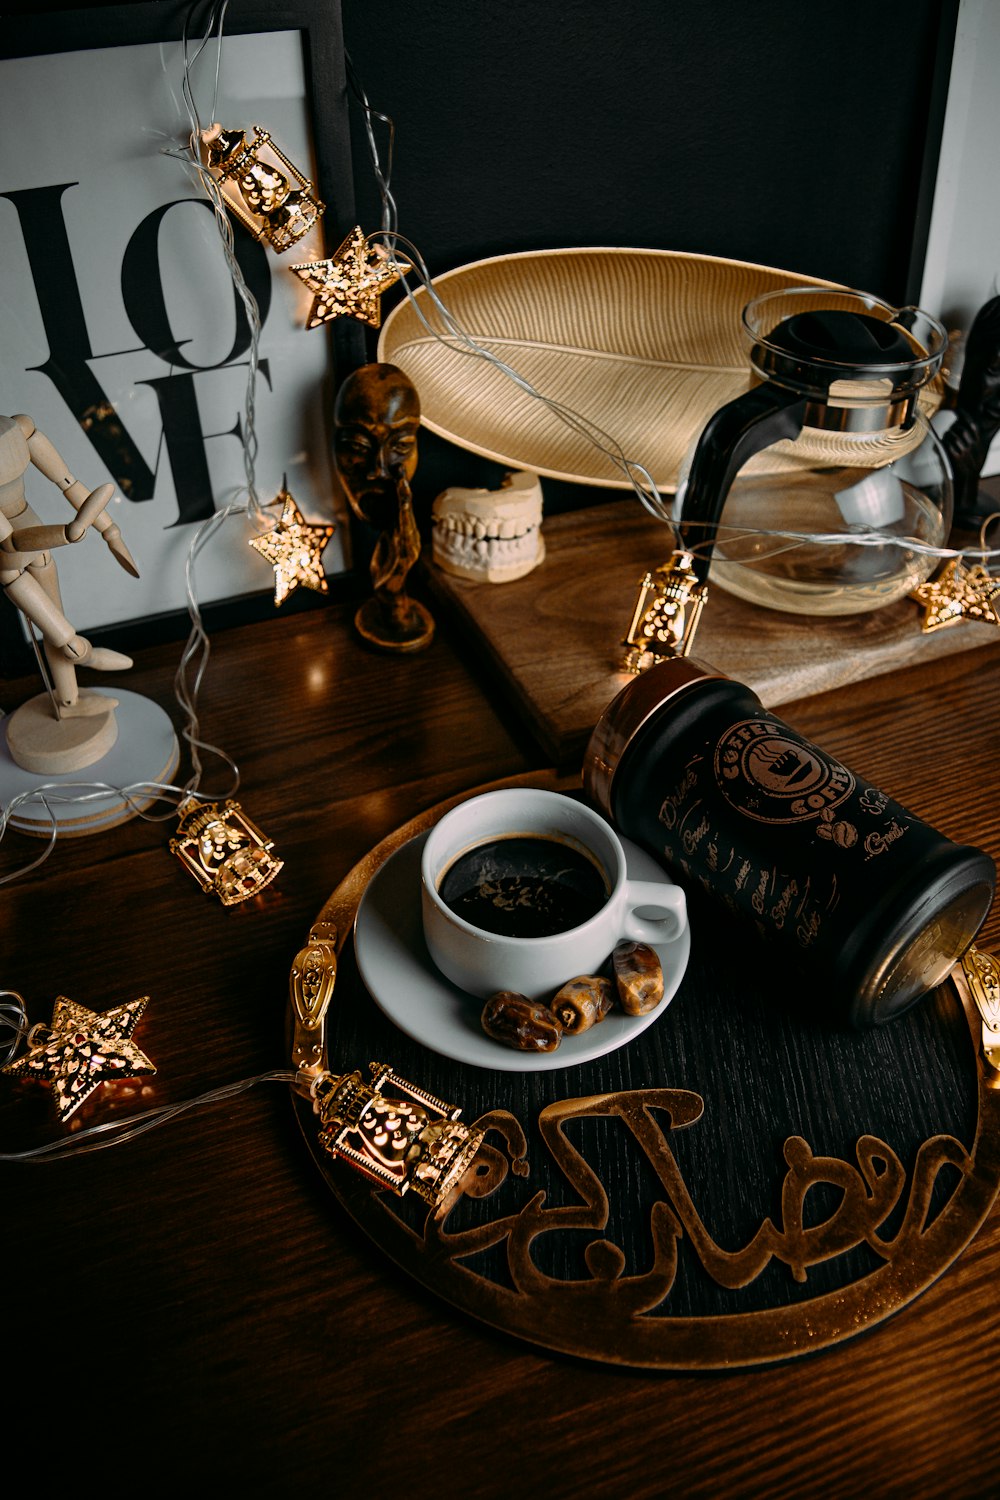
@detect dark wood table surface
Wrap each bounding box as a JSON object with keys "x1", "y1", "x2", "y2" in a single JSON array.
[{"x1": 3, "y1": 583, "x2": 999, "y2": 1497}]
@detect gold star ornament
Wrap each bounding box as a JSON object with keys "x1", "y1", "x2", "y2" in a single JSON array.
[
  {"x1": 2, "y1": 995, "x2": 155, "y2": 1121},
  {"x1": 290, "y1": 226, "x2": 409, "y2": 329},
  {"x1": 910, "y1": 558, "x2": 1000, "y2": 632},
  {"x1": 249, "y1": 487, "x2": 335, "y2": 605}
]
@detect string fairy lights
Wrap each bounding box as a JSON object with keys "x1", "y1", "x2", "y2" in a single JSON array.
[
  {"x1": 1, "y1": 2, "x2": 1000, "y2": 1170},
  {"x1": 0, "y1": 2, "x2": 292, "y2": 894},
  {"x1": 174, "y1": 3, "x2": 338, "y2": 619},
  {"x1": 0, "y1": 945, "x2": 484, "y2": 1214}
]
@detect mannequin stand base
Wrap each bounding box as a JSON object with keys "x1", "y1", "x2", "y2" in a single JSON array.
[
  {"x1": 6, "y1": 689, "x2": 120, "y2": 774},
  {"x1": 0, "y1": 689, "x2": 180, "y2": 837}
]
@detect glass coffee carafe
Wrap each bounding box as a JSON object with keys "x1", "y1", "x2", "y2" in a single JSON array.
[{"x1": 674, "y1": 287, "x2": 952, "y2": 615}]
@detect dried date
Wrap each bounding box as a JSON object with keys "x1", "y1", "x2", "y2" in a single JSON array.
[
  {"x1": 481, "y1": 991, "x2": 563, "y2": 1052},
  {"x1": 550, "y1": 975, "x2": 615, "y2": 1034},
  {"x1": 612, "y1": 940, "x2": 665, "y2": 1015}
]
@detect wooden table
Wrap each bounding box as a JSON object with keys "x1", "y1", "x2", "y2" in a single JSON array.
[{"x1": 3, "y1": 584, "x2": 999, "y2": 1497}]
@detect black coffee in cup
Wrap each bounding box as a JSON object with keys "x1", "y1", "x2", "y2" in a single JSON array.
[{"x1": 438, "y1": 834, "x2": 608, "y2": 939}]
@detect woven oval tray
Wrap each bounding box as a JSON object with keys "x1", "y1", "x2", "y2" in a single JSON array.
[{"x1": 378, "y1": 247, "x2": 840, "y2": 490}]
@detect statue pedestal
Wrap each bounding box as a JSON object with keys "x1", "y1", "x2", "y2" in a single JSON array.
[
  {"x1": 354, "y1": 595, "x2": 435, "y2": 652},
  {"x1": 0, "y1": 689, "x2": 180, "y2": 837}
]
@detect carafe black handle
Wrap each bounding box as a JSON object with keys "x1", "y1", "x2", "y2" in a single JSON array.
[{"x1": 679, "y1": 382, "x2": 808, "y2": 584}]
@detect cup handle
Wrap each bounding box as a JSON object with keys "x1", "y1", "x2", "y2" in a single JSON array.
[{"x1": 622, "y1": 880, "x2": 687, "y2": 946}]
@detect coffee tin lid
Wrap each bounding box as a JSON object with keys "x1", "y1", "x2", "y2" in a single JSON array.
[
  {"x1": 846, "y1": 855, "x2": 996, "y2": 1026},
  {"x1": 582, "y1": 656, "x2": 727, "y2": 816}
]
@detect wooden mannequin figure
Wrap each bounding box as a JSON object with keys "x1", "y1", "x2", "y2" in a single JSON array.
[
  {"x1": 0, "y1": 412, "x2": 139, "y2": 774},
  {"x1": 333, "y1": 363, "x2": 434, "y2": 652}
]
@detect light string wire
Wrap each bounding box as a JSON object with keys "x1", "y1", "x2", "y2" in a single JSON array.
[
  {"x1": 0, "y1": 781, "x2": 202, "y2": 889},
  {"x1": 0, "y1": 0, "x2": 278, "y2": 882},
  {"x1": 386, "y1": 237, "x2": 1000, "y2": 569},
  {"x1": 346, "y1": 62, "x2": 1000, "y2": 573},
  {"x1": 0, "y1": 991, "x2": 28, "y2": 1067},
  {"x1": 669, "y1": 512, "x2": 1000, "y2": 570},
  {"x1": 342, "y1": 54, "x2": 671, "y2": 529},
  {"x1": 175, "y1": 0, "x2": 264, "y2": 524},
  {"x1": 0, "y1": 975, "x2": 303, "y2": 1165},
  {"x1": 0, "y1": 1068, "x2": 300, "y2": 1162},
  {"x1": 380, "y1": 229, "x2": 673, "y2": 529},
  {"x1": 345, "y1": 52, "x2": 397, "y2": 238},
  {"x1": 158, "y1": 0, "x2": 306, "y2": 790}
]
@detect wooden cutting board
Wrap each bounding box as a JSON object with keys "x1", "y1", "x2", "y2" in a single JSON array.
[{"x1": 424, "y1": 500, "x2": 999, "y2": 766}]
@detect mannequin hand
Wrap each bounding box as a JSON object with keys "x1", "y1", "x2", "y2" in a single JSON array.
[
  {"x1": 65, "y1": 483, "x2": 114, "y2": 542},
  {"x1": 100, "y1": 517, "x2": 140, "y2": 577}
]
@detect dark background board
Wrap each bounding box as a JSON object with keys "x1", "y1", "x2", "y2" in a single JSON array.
[{"x1": 341, "y1": 0, "x2": 959, "y2": 512}]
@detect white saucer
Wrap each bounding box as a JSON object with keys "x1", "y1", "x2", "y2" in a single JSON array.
[{"x1": 354, "y1": 829, "x2": 690, "y2": 1072}]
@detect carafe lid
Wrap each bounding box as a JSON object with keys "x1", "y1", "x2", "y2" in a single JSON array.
[
  {"x1": 745, "y1": 287, "x2": 947, "y2": 411},
  {"x1": 767, "y1": 308, "x2": 915, "y2": 366}
]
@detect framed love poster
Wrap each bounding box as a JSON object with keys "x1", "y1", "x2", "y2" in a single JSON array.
[{"x1": 0, "y1": 0, "x2": 364, "y2": 666}]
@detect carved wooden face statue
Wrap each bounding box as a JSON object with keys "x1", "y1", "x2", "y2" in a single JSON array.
[{"x1": 333, "y1": 363, "x2": 420, "y2": 533}]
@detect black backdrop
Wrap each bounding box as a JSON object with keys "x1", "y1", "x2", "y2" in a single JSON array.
[
  {"x1": 341, "y1": 0, "x2": 958, "y2": 508},
  {"x1": 343, "y1": 0, "x2": 955, "y2": 300}
]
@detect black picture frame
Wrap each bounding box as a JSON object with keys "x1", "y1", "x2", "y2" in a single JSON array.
[{"x1": 0, "y1": 0, "x2": 367, "y2": 674}]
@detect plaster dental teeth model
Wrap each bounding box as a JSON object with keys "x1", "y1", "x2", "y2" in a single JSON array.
[{"x1": 431, "y1": 470, "x2": 545, "y2": 583}]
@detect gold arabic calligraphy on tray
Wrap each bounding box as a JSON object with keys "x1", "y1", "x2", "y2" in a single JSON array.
[{"x1": 292, "y1": 773, "x2": 1000, "y2": 1370}]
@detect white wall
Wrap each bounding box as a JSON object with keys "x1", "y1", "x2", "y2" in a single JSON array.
[{"x1": 919, "y1": 0, "x2": 1000, "y2": 472}]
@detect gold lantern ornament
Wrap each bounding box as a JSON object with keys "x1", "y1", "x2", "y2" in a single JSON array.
[
  {"x1": 307, "y1": 1062, "x2": 485, "y2": 1208},
  {"x1": 200, "y1": 122, "x2": 324, "y2": 252},
  {"x1": 621, "y1": 549, "x2": 708, "y2": 672},
  {"x1": 170, "y1": 797, "x2": 283, "y2": 905}
]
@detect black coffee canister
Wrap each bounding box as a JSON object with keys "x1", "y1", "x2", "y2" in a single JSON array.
[{"x1": 583, "y1": 657, "x2": 995, "y2": 1026}]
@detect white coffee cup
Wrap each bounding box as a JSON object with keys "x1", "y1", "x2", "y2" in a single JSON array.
[{"x1": 420, "y1": 788, "x2": 687, "y2": 1001}]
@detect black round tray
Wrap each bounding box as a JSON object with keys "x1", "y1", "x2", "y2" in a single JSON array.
[{"x1": 292, "y1": 772, "x2": 1000, "y2": 1370}]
